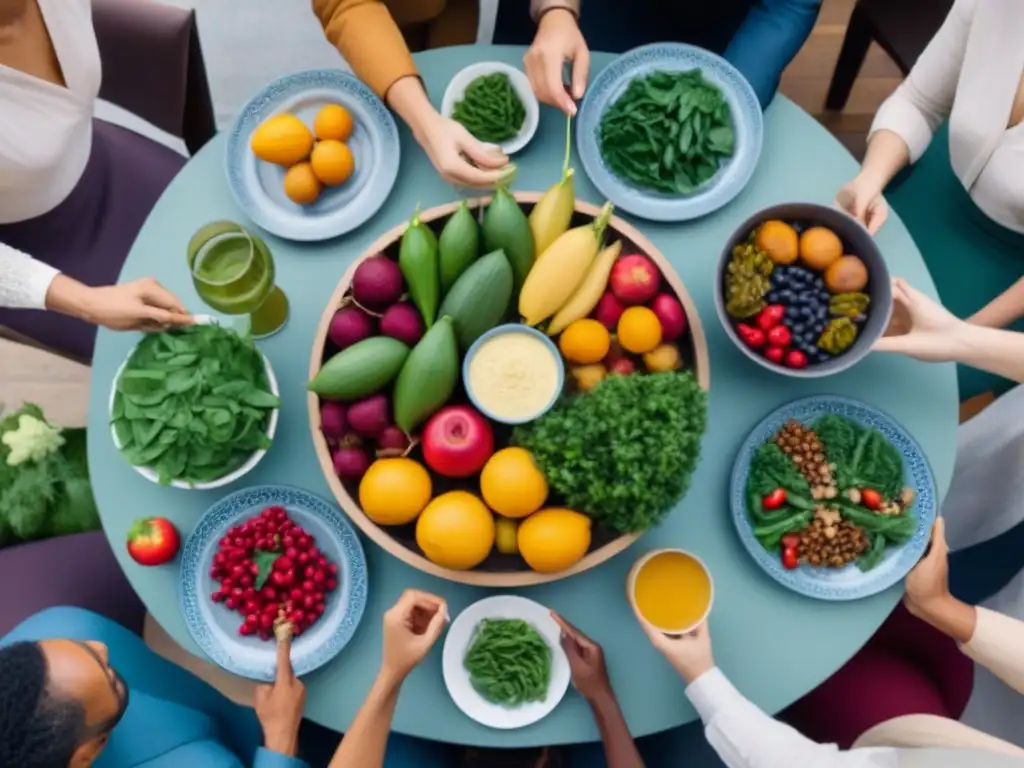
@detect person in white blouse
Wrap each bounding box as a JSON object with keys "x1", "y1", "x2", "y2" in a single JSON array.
[
  {"x1": 835, "y1": 0, "x2": 1024, "y2": 401},
  {"x1": 0, "y1": 0, "x2": 191, "y2": 360},
  {"x1": 624, "y1": 517, "x2": 1024, "y2": 767}
]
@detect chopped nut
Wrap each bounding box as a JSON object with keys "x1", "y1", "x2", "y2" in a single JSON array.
[
  {"x1": 824, "y1": 486, "x2": 838, "y2": 499},
  {"x1": 846, "y1": 488, "x2": 862, "y2": 504},
  {"x1": 899, "y1": 487, "x2": 916, "y2": 508},
  {"x1": 824, "y1": 526, "x2": 837, "y2": 540}
]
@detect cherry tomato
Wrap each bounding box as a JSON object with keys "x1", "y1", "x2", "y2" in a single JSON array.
[
  {"x1": 786, "y1": 349, "x2": 809, "y2": 369},
  {"x1": 782, "y1": 547, "x2": 799, "y2": 570},
  {"x1": 781, "y1": 534, "x2": 802, "y2": 550},
  {"x1": 767, "y1": 325, "x2": 792, "y2": 347},
  {"x1": 737, "y1": 324, "x2": 767, "y2": 349},
  {"x1": 861, "y1": 488, "x2": 883, "y2": 510},
  {"x1": 756, "y1": 304, "x2": 786, "y2": 331},
  {"x1": 762, "y1": 488, "x2": 788, "y2": 510},
  {"x1": 765, "y1": 346, "x2": 786, "y2": 364}
]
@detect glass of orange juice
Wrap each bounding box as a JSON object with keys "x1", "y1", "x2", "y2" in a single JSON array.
[{"x1": 628, "y1": 548, "x2": 714, "y2": 635}]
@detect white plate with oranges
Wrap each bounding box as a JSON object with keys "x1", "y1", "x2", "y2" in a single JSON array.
[{"x1": 226, "y1": 69, "x2": 401, "y2": 242}]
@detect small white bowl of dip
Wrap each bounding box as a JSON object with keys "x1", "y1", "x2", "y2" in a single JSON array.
[{"x1": 463, "y1": 324, "x2": 565, "y2": 425}]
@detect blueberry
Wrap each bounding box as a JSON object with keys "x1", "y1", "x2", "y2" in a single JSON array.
[
  {"x1": 780, "y1": 289, "x2": 795, "y2": 302},
  {"x1": 815, "y1": 352, "x2": 830, "y2": 364},
  {"x1": 816, "y1": 307, "x2": 828, "y2": 321},
  {"x1": 812, "y1": 321, "x2": 826, "y2": 334},
  {"x1": 766, "y1": 290, "x2": 780, "y2": 303},
  {"x1": 771, "y1": 272, "x2": 786, "y2": 287},
  {"x1": 792, "y1": 323, "x2": 805, "y2": 335},
  {"x1": 786, "y1": 306, "x2": 800, "y2": 320},
  {"x1": 800, "y1": 306, "x2": 813, "y2": 318},
  {"x1": 798, "y1": 290, "x2": 814, "y2": 303},
  {"x1": 814, "y1": 277, "x2": 825, "y2": 290}
]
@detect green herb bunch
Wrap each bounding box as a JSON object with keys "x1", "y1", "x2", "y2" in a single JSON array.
[
  {"x1": 600, "y1": 69, "x2": 735, "y2": 195},
  {"x1": 451, "y1": 72, "x2": 526, "y2": 144},
  {"x1": 463, "y1": 618, "x2": 551, "y2": 707},
  {"x1": 514, "y1": 371, "x2": 708, "y2": 534},
  {"x1": 0, "y1": 404, "x2": 99, "y2": 546}
]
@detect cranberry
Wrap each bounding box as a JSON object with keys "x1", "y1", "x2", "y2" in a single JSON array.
[
  {"x1": 209, "y1": 566, "x2": 221, "y2": 579},
  {"x1": 222, "y1": 578, "x2": 235, "y2": 591},
  {"x1": 211, "y1": 591, "x2": 225, "y2": 603},
  {"x1": 242, "y1": 587, "x2": 256, "y2": 600},
  {"x1": 258, "y1": 629, "x2": 271, "y2": 641},
  {"x1": 262, "y1": 602, "x2": 280, "y2": 617},
  {"x1": 249, "y1": 562, "x2": 260, "y2": 575},
  {"x1": 219, "y1": 535, "x2": 232, "y2": 547},
  {"x1": 245, "y1": 613, "x2": 259, "y2": 625},
  {"x1": 274, "y1": 556, "x2": 293, "y2": 572},
  {"x1": 275, "y1": 509, "x2": 288, "y2": 522},
  {"x1": 244, "y1": 599, "x2": 260, "y2": 614},
  {"x1": 302, "y1": 580, "x2": 315, "y2": 593},
  {"x1": 303, "y1": 594, "x2": 316, "y2": 610},
  {"x1": 260, "y1": 613, "x2": 275, "y2": 631},
  {"x1": 317, "y1": 555, "x2": 328, "y2": 568},
  {"x1": 313, "y1": 570, "x2": 326, "y2": 585},
  {"x1": 315, "y1": 602, "x2": 325, "y2": 616},
  {"x1": 290, "y1": 588, "x2": 304, "y2": 601},
  {"x1": 282, "y1": 535, "x2": 296, "y2": 549},
  {"x1": 213, "y1": 552, "x2": 226, "y2": 566},
  {"x1": 326, "y1": 563, "x2": 338, "y2": 576},
  {"x1": 297, "y1": 535, "x2": 311, "y2": 550},
  {"x1": 231, "y1": 587, "x2": 244, "y2": 598},
  {"x1": 232, "y1": 536, "x2": 247, "y2": 548},
  {"x1": 297, "y1": 552, "x2": 310, "y2": 566},
  {"x1": 290, "y1": 609, "x2": 306, "y2": 625},
  {"x1": 230, "y1": 564, "x2": 246, "y2": 579},
  {"x1": 225, "y1": 596, "x2": 239, "y2": 610},
  {"x1": 308, "y1": 547, "x2": 321, "y2": 559},
  {"x1": 239, "y1": 574, "x2": 253, "y2": 588},
  {"x1": 260, "y1": 586, "x2": 277, "y2": 601},
  {"x1": 239, "y1": 623, "x2": 255, "y2": 636},
  {"x1": 325, "y1": 578, "x2": 337, "y2": 592}
]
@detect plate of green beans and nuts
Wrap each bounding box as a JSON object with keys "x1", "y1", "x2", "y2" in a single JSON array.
[
  {"x1": 442, "y1": 62, "x2": 540, "y2": 155},
  {"x1": 442, "y1": 595, "x2": 571, "y2": 729}
]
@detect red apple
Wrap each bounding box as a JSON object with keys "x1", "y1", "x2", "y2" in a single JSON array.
[
  {"x1": 127, "y1": 517, "x2": 180, "y2": 566},
  {"x1": 610, "y1": 254, "x2": 661, "y2": 305},
  {"x1": 651, "y1": 293, "x2": 687, "y2": 342},
  {"x1": 592, "y1": 291, "x2": 625, "y2": 329},
  {"x1": 422, "y1": 406, "x2": 494, "y2": 478}
]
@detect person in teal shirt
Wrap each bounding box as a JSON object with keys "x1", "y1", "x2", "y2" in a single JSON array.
[{"x1": 0, "y1": 599, "x2": 454, "y2": 767}]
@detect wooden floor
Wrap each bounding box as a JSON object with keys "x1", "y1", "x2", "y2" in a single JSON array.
[{"x1": 0, "y1": 0, "x2": 900, "y2": 428}]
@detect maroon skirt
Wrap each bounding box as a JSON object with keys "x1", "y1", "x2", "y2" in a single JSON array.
[{"x1": 0, "y1": 119, "x2": 186, "y2": 363}]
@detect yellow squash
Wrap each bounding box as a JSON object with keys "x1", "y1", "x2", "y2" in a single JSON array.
[
  {"x1": 547, "y1": 240, "x2": 622, "y2": 335},
  {"x1": 529, "y1": 168, "x2": 575, "y2": 260},
  {"x1": 519, "y1": 202, "x2": 614, "y2": 326}
]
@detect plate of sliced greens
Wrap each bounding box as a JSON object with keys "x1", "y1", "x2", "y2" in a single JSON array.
[
  {"x1": 442, "y1": 595, "x2": 571, "y2": 729},
  {"x1": 577, "y1": 43, "x2": 763, "y2": 221},
  {"x1": 109, "y1": 318, "x2": 280, "y2": 489},
  {"x1": 730, "y1": 395, "x2": 937, "y2": 601}
]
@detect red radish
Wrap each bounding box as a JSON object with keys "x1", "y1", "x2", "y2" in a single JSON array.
[
  {"x1": 651, "y1": 293, "x2": 687, "y2": 342},
  {"x1": 347, "y1": 394, "x2": 389, "y2": 438},
  {"x1": 333, "y1": 445, "x2": 371, "y2": 479},
  {"x1": 380, "y1": 302, "x2": 424, "y2": 346},
  {"x1": 608, "y1": 357, "x2": 636, "y2": 376},
  {"x1": 376, "y1": 426, "x2": 410, "y2": 457},
  {"x1": 320, "y1": 402, "x2": 347, "y2": 439},
  {"x1": 328, "y1": 306, "x2": 374, "y2": 349},
  {"x1": 610, "y1": 254, "x2": 661, "y2": 305},
  {"x1": 592, "y1": 291, "x2": 625, "y2": 329},
  {"x1": 422, "y1": 406, "x2": 494, "y2": 478},
  {"x1": 352, "y1": 254, "x2": 403, "y2": 308}
]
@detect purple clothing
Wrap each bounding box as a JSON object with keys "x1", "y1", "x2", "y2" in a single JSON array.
[{"x1": 0, "y1": 118, "x2": 185, "y2": 362}]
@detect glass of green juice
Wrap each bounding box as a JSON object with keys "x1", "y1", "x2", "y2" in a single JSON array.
[{"x1": 187, "y1": 221, "x2": 289, "y2": 338}]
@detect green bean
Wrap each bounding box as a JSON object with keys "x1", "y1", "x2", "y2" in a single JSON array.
[
  {"x1": 463, "y1": 618, "x2": 551, "y2": 707},
  {"x1": 451, "y1": 73, "x2": 526, "y2": 144}
]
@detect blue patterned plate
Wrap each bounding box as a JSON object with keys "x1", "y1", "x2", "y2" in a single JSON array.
[
  {"x1": 179, "y1": 485, "x2": 368, "y2": 680},
  {"x1": 576, "y1": 43, "x2": 763, "y2": 222},
  {"x1": 225, "y1": 69, "x2": 400, "y2": 241},
  {"x1": 730, "y1": 396, "x2": 937, "y2": 601}
]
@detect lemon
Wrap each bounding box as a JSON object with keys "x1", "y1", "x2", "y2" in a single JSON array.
[
  {"x1": 283, "y1": 162, "x2": 321, "y2": 205},
  {"x1": 359, "y1": 458, "x2": 432, "y2": 525},
  {"x1": 416, "y1": 491, "x2": 495, "y2": 570},
  {"x1": 494, "y1": 517, "x2": 519, "y2": 555},
  {"x1": 310, "y1": 140, "x2": 355, "y2": 187},
  {"x1": 480, "y1": 447, "x2": 548, "y2": 518},
  {"x1": 250, "y1": 113, "x2": 314, "y2": 166},
  {"x1": 314, "y1": 103, "x2": 354, "y2": 142},
  {"x1": 518, "y1": 508, "x2": 591, "y2": 573}
]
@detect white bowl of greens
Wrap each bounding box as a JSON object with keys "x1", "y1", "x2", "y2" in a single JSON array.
[{"x1": 109, "y1": 317, "x2": 280, "y2": 489}]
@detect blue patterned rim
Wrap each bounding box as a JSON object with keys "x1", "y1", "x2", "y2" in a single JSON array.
[
  {"x1": 225, "y1": 69, "x2": 400, "y2": 241},
  {"x1": 577, "y1": 43, "x2": 763, "y2": 222},
  {"x1": 179, "y1": 485, "x2": 368, "y2": 680},
  {"x1": 729, "y1": 396, "x2": 937, "y2": 601}
]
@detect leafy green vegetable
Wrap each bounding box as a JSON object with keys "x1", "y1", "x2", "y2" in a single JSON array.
[
  {"x1": 111, "y1": 324, "x2": 279, "y2": 486},
  {"x1": 253, "y1": 549, "x2": 280, "y2": 590},
  {"x1": 0, "y1": 404, "x2": 99, "y2": 546},
  {"x1": 745, "y1": 442, "x2": 816, "y2": 547},
  {"x1": 814, "y1": 415, "x2": 904, "y2": 500},
  {"x1": 463, "y1": 619, "x2": 551, "y2": 707},
  {"x1": 599, "y1": 69, "x2": 735, "y2": 195},
  {"x1": 513, "y1": 371, "x2": 707, "y2": 534},
  {"x1": 451, "y1": 72, "x2": 526, "y2": 144}
]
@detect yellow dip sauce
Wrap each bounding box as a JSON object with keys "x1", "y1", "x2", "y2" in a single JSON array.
[
  {"x1": 633, "y1": 551, "x2": 713, "y2": 633},
  {"x1": 468, "y1": 331, "x2": 561, "y2": 422}
]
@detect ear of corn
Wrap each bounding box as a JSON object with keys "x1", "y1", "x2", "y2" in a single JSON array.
[
  {"x1": 518, "y1": 202, "x2": 614, "y2": 326},
  {"x1": 529, "y1": 168, "x2": 576, "y2": 260},
  {"x1": 547, "y1": 240, "x2": 622, "y2": 335}
]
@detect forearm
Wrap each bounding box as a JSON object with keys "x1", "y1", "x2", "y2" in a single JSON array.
[
  {"x1": 946, "y1": 323, "x2": 1024, "y2": 382},
  {"x1": 969, "y1": 276, "x2": 1024, "y2": 328},
  {"x1": 328, "y1": 671, "x2": 403, "y2": 768},
  {"x1": 855, "y1": 129, "x2": 910, "y2": 194},
  {"x1": 907, "y1": 593, "x2": 978, "y2": 645},
  {"x1": 530, "y1": 0, "x2": 580, "y2": 22},
  {"x1": 385, "y1": 75, "x2": 441, "y2": 141},
  {"x1": 960, "y1": 606, "x2": 1024, "y2": 694},
  {"x1": 0, "y1": 242, "x2": 59, "y2": 310},
  {"x1": 587, "y1": 690, "x2": 645, "y2": 768}
]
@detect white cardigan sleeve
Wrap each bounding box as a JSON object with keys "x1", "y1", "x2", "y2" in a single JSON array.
[
  {"x1": 961, "y1": 606, "x2": 1024, "y2": 694},
  {"x1": 687, "y1": 668, "x2": 898, "y2": 768},
  {"x1": 868, "y1": 0, "x2": 976, "y2": 162},
  {"x1": 0, "y1": 242, "x2": 59, "y2": 309}
]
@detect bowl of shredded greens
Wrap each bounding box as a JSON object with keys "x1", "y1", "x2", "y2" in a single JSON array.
[
  {"x1": 442, "y1": 62, "x2": 539, "y2": 155},
  {"x1": 108, "y1": 318, "x2": 280, "y2": 489}
]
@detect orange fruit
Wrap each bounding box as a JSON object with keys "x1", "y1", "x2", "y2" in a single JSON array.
[
  {"x1": 250, "y1": 113, "x2": 314, "y2": 166},
  {"x1": 755, "y1": 220, "x2": 799, "y2": 264},
  {"x1": 358, "y1": 458, "x2": 432, "y2": 525},
  {"x1": 314, "y1": 104, "x2": 354, "y2": 142},
  {"x1": 517, "y1": 508, "x2": 592, "y2": 573},
  {"x1": 799, "y1": 226, "x2": 843, "y2": 270},
  {"x1": 558, "y1": 319, "x2": 611, "y2": 364},
  {"x1": 617, "y1": 306, "x2": 662, "y2": 354},
  {"x1": 480, "y1": 447, "x2": 548, "y2": 518},
  {"x1": 310, "y1": 140, "x2": 355, "y2": 187},
  {"x1": 416, "y1": 491, "x2": 495, "y2": 570},
  {"x1": 283, "y1": 162, "x2": 321, "y2": 205},
  {"x1": 824, "y1": 255, "x2": 869, "y2": 293}
]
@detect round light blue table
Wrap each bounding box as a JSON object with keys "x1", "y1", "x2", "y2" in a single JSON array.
[{"x1": 87, "y1": 46, "x2": 959, "y2": 749}]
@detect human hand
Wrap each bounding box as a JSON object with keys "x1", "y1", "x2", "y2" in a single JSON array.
[
  {"x1": 635, "y1": 614, "x2": 714, "y2": 685},
  {"x1": 254, "y1": 632, "x2": 306, "y2": 757},
  {"x1": 873, "y1": 278, "x2": 967, "y2": 361},
  {"x1": 414, "y1": 112, "x2": 512, "y2": 189},
  {"x1": 551, "y1": 611, "x2": 612, "y2": 702},
  {"x1": 381, "y1": 589, "x2": 449, "y2": 682},
  {"x1": 66, "y1": 277, "x2": 192, "y2": 331},
  {"x1": 836, "y1": 175, "x2": 889, "y2": 235},
  {"x1": 524, "y1": 8, "x2": 590, "y2": 115},
  {"x1": 904, "y1": 518, "x2": 952, "y2": 618}
]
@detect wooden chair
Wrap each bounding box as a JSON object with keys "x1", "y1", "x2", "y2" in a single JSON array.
[{"x1": 825, "y1": 0, "x2": 953, "y2": 111}]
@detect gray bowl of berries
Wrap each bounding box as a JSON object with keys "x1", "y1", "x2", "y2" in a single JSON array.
[{"x1": 715, "y1": 203, "x2": 892, "y2": 378}]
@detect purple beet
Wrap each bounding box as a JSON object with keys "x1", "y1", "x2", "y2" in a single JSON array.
[
  {"x1": 380, "y1": 302, "x2": 425, "y2": 346},
  {"x1": 320, "y1": 402, "x2": 348, "y2": 439},
  {"x1": 348, "y1": 393, "x2": 389, "y2": 438},
  {"x1": 352, "y1": 255, "x2": 403, "y2": 308},
  {"x1": 329, "y1": 306, "x2": 374, "y2": 350},
  {"x1": 333, "y1": 446, "x2": 371, "y2": 480}
]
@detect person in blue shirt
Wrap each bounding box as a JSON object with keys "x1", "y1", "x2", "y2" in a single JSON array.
[
  {"x1": 0, "y1": 596, "x2": 453, "y2": 768},
  {"x1": 498, "y1": 0, "x2": 823, "y2": 112}
]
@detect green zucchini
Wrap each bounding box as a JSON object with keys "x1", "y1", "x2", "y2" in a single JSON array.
[
  {"x1": 438, "y1": 249, "x2": 513, "y2": 351},
  {"x1": 393, "y1": 316, "x2": 459, "y2": 432},
  {"x1": 308, "y1": 336, "x2": 409, "y2": 400},
  {"x1": 438, "y1": 199, "x2": 481, "y2": 295},
  {"x1": 399, "y1": 208, "x2": 440, "y2": 328},
  {"x1": 482, "y1": 186, "x2": 534, "y2": 300}
]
